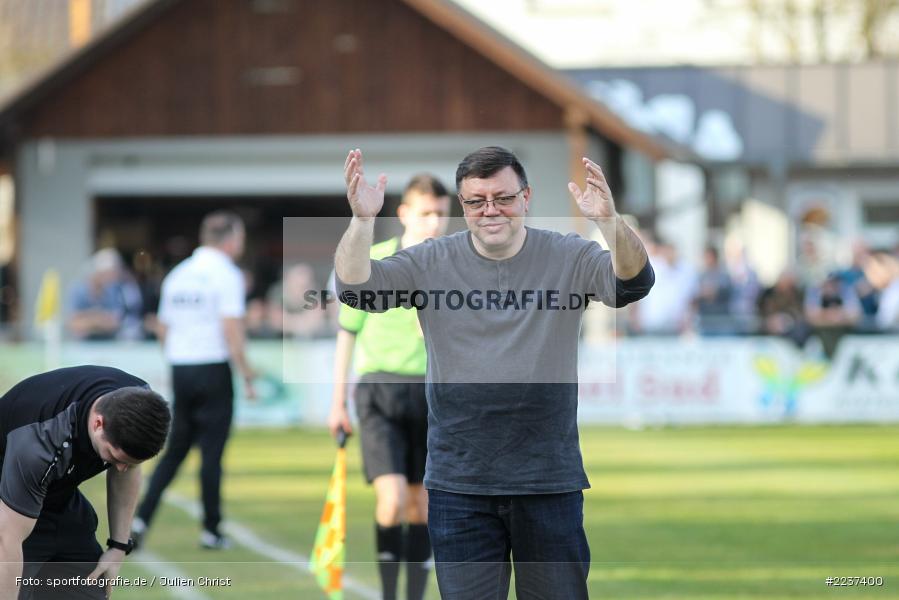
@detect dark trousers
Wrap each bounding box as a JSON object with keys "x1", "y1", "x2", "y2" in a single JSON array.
[
  {"x1": 138, "y1": 362, "x2": 234, "y2": 533},
  {"x1": 428, "y1": 489, "x2": 590, "y2": 600},
  {"x1": 20, "y1": 492, "x2": 104, "y2": 600}
]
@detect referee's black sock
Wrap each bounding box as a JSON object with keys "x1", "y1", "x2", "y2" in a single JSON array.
[
  {"x1": 376, "y1": 523, "x2": 403, "y2": 600},
  {"x1": 405, "y1": 523, "x2": 432, "y2": 600}
]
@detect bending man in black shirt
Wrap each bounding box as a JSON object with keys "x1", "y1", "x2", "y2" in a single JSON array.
[{"x1": 0, "y1": 365, "x2": 170, "y2": 599}]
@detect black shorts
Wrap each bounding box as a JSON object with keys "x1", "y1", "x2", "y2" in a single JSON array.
[
  {"x1": 21, "y1": 491, "x2": 105, "y2": 600},
  {"x1": 354, "y1": 372, "x2": 428, "y2": 484}
]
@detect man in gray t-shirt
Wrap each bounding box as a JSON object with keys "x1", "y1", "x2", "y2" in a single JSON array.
[{"x1": 335, "y1": 146, "x2": 654, "y2": 599}]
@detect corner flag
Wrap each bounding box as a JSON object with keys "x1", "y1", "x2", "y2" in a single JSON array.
[
  {"x1": 34, "y1": 269, "x2": 61, "y2": 326},
  {"x1": 34, "y1": 268, "x2": 62, "y2": 369},
  {"x1": 310, "y1": 428, "x2": 348, "y2": 599}
]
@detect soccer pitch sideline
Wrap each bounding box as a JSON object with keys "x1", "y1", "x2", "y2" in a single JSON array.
[{"x1": 80, "y1": 425, "x2": 899, "y2": 599}]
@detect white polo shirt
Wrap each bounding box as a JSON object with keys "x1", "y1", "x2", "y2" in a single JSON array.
[{"x1": 158, "y1": 246, "x2": 246, "y2": 365}]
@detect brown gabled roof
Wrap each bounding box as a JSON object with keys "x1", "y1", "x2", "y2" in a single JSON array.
[
  {"x1": 404, "y1": 0, "x2": 683, "y2": 161},
  {"x1": 0, "y1": 0, "x2": 681, "y2": 160},
  {"x1": 0, "y1": 0, "x2": 179, "y2": 143}
]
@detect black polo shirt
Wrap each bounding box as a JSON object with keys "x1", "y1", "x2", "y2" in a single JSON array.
[{"x1": 0, "y1": 366, "x2": 147, "y2": 518}]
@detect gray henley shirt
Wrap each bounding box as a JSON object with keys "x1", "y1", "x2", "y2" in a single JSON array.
[{"x1": 337, "y1": 226, "x2": 654, "y2": 495}]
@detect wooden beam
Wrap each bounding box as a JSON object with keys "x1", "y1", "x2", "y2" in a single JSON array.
[
  {"x1": 565, "y1": 107, "x2": 590, "y2": 236},
  {"x1": 69, "y1": 0, "x2": 92, "y2": 48}
]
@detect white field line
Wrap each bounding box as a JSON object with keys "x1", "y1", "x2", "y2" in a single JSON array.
[
  {"x1": 163, "y1": 492, "x2": 380, "y2": 600},
  {"x1": 130, "y1": 550, "x2": 212, "y2": 600}
]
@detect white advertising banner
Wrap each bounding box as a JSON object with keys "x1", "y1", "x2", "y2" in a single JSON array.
[
  {"x1": 2, "y1": 336, "x2": 897, "y2": 426},
  {"x1": 797, "y1": 336, "x2": 899, "y2": 423},
  {"x1": 577, "y1": 337, "x2": 801, "y2": 425}
]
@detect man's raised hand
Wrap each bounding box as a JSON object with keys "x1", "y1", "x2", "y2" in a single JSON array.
[
  {"x1": 568, "y1": 157, "x2": 618, "y2": 222},
  {"x1": 344, "y1": 149, "x2": 386, "y2": 220}
]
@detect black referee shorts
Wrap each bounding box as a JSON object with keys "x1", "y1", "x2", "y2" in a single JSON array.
[
  {"x1": 20, "y1": 491, "x2": 105, "y2": 600},
  {"x1": 354, "y1": 372, "x2": 428, "y2": 484}
]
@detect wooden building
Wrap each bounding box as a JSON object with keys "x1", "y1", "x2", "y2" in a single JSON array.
[{"x1": 0, "y1": 0, "x2": 679, "y2": 333}]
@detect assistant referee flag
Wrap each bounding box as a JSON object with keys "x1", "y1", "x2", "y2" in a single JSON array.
[{"x1": 310, "y1": 429, "x2": 348, "y2": 599}]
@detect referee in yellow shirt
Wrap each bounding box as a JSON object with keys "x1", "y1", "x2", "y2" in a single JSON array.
[{"x1": 329, "y1": 174, "x2": 450, "y2": 600}]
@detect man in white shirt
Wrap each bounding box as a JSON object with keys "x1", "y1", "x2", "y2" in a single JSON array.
[
  {"x1": 132, "y1": 211, "x2": 255, "y2": 550},
  {"x1": 632, "y1": 241, "x2": 697, "y2": 335},
  {"x1": 876, "y1": 267, "x2": 899, "y2": 331}
]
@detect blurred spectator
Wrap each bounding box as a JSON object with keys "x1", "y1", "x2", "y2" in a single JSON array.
[
  {"x1": 835, "y1": 241, "x2": 880, "y2": 331},
  {"x1": 724, "y1": 241, "x2": 760, "y2": 334},
  {"x1": 871, "y1": 251, "x2": 899, "y2": 331},
  {"x1": 267, "y1": 263, "x2": 327, "y2": 338},
  {"x1": 242, "y1": 267, "x2": 269, "y2": 338},
  {"x1": 693, "y1": 245, "x2": 733, "y2": 335},
  {"x1": 804, "y1": 273, "x2": 861, "y2": 358},
  {"x1": 132, "y1": 250, "x2": 165, "y2": 339},
  {"x1": 583, "y1": 221, "x2": 638, "y2": 342},
  {"x1": 805, "y1": 274, "x2": 861, "y2": 325},
  {"x1": 630, "y1": 239, "x2": 697, "y2": 335},
  {"x1": 67, "y1": 248, "x2": 143, "y2": 341},
  {"x1": 0, "y1": 263, "x2": 15, "y2": 327},
  {"x1": 757, "y1": 270, "x2": 809, "y2": 347},
  {"x1": 796, "y1": 221, "x2": 839, "y2": 287},
  {"x1": 878, "y1": 280, "x2": 899, "y2": 331}
]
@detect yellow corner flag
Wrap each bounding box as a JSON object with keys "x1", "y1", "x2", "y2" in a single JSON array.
[
  {"x1": 34, "y1": 269, "x2": 61, "y2": 326},
  {"x1": 310, "y1": 429, "x2": 348, "y2": 599}
]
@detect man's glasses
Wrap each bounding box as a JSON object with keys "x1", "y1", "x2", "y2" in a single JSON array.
[{"x1": 458, "y1": 187, "x2": 526, "y2": 212}]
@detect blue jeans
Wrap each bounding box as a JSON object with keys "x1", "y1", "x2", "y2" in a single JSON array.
[{"x1": 428, "y1": 489, "x2": 590, "y2": 600}]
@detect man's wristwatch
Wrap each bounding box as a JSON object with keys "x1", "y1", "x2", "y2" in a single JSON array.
[{"x1": 106, "y1": 537, "x2": 135, "y2": 555}]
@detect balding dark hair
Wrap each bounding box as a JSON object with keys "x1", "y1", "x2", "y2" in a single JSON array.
[{"x1": 200, "y1": 211, "x2": 243, "y2": 246}]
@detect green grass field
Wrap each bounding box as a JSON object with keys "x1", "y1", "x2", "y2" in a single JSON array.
[{"x1": 81, "y1": 425, "x2": 899, "y2": 599}]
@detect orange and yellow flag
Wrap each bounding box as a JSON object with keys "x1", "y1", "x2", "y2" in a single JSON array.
[{"x1": 310, "y1": 431, "x2": 348, "y2": 599}]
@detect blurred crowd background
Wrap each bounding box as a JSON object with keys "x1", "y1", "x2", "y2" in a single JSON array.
[
  {"x1": 56, "y1": 225, "x2": 899, "y2": 358},
  {"x1": 1, "y1": 0, "x2": 898, "y2": 359}
]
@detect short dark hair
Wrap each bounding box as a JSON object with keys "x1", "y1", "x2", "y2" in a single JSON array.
[
  {"x1": 402, "y1": 174, "x2": 449, "y2": 203},
  {"x1": 455, "y1": 146, "x2": 528, "y2": 191},
  {"x1": 200, "y1": 211, "x2": 244, "y2": 246},
  {"x1": 96, "y1": 387, "x2": 171, "y2": 460}
]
